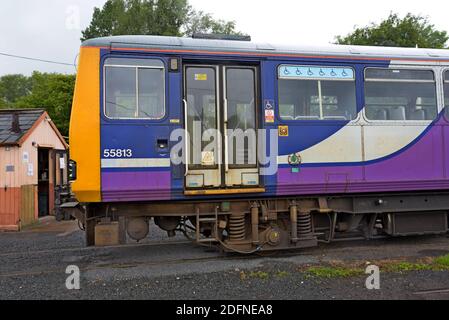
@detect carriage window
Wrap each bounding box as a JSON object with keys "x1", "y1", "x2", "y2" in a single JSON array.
[
  {"x1": 364, "y1": 68, "x2": 437, "y2": 121},
  {"x1": 278, "y1": 65, "x2": 356, "y2": 120},
  {"x1": 104, "y1": 58, "x2": 165, "y2": 119}
]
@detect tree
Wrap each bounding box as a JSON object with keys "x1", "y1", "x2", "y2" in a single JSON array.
[
  {"x1": 0, "y1": 74, "x2": 32, "y2": 107},
  {"x1": 335, "y1": 13, "x2": 448, "y2": 48},
  {"x1": 0, "y1": 98, "x2": 8, "y2": 108},
  {"x1": 183, "y1": 10, "x2": 242, "y2": 36},
  {"x1": 81, "y1": 0, "x2": 243, "y2": 41},
  {"x1": 14, "y1": 72, "x2": 75, "y2": 136}
]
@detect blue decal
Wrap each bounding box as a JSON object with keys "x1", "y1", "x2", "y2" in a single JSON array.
[
  {"x1": 279, "y1": 65, "x2": 354, "y2": 80},
  {"x1": 264, "y1": 99, "x2": 274, "y2": 109}
]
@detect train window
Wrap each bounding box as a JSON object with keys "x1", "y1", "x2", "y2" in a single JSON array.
[
  {"x1": 278, "y1": 65, "x2": 356, "y2": 120},
  {"x1": 364, "y1": 68, "x2": 437, "y2": 121},
  {"x1": 105, "y1": 67, "x2": 136, "y2": 118},
  {"x1": 138, "y1": 68, "x2": 165, "y2": 118},
  {"x1": 104, "y1": 58, "x2": 165, "y2": 119}
]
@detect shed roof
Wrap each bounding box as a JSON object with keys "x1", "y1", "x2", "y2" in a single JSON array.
[{"x1": 0, "y1": 109, "x2": 46, "y2": 146}]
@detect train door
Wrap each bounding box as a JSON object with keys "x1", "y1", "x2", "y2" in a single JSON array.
[
  {"x1": 183, "y1": 65, "x2": 259, "y2": 190},
  {"x1": 223, "y1": 66, "x2": 258, "y2": 187}
]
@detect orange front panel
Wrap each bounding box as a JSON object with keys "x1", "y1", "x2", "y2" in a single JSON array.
[{"x1": 70, "y1": 47, "x2": 101, "y2": 202}]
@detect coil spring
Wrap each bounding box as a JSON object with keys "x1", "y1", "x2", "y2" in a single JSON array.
[
  {"x1": 228, "y1": 213, "x2": 246, "y2": 241},
  {"x1": 297, "y1": 212, "x2": 313, "y2": 237}
]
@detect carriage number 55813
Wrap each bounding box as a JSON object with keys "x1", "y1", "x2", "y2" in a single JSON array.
[{"x1": 103, "y1": 149, "x2": 133, "y2": 158}]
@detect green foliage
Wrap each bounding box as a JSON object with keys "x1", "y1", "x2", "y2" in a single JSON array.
[
  {"x1": 183, "y1": 10, "x2": 242, "y2": 36},
  {"x1": 383, "y1": 262, "x2": 433, "y2": 273},
  {"x1": 0, "y1": 72, "x2": 75, "y2": 137},
  {"x1": 306, "y1": 266, "x2": 363, "y2": 278},
  {"x1": 303, "y1": 254, "x2": 449, "y2": 280},
  {"x1": 0, "y1": 100, "x2": 6, "y2": 108},
  {"x1": 81, "y1": 0, "x2": 243, "y2": 41},
  {"x1": 434, "y1": 254, "x2": 449, "y2": 267},
  {"x1": 81, "y1": 0, "x2": 189, "y2": 40},
  {"x1": 248, "y1": 271, "x2": 269, "y2": 280},
  {"x1": 275, "y1": 270, "x2": 290, "y2": 278},
  {"x1": 335, "y1": 13, "x2": 448, "y2": 48},
  {"x1": 0, "y1": 74, "x2": 32, "y2": 106},
  {"x1": 16, "y1": 72, "x2": 75, "y2": 136}
]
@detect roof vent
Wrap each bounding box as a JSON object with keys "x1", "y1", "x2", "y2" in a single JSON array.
[
  {"x1": 348, "y1": 47, "x2": 361, "y2": 54},
  {"x1": 11, "y1": 113, "x2": 21, "y2": 134},
  {"x1": 426, "y1": 50, "x2": 441, "y2": 57},
  {"x1": 192, "y1": 33, "x2": 251, "y2": 42}
]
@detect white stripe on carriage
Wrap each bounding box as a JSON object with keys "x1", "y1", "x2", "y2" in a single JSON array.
[
  {"x1": 277, "y1": 121, "x2": 429, "y2": 165},
  {"x1": 101, "y1": 158, "x2": 171, "y2": 168}
]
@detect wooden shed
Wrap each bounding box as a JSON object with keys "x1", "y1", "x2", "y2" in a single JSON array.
[{"x1": 0, "y1": 109, "x2": 68, "y2": 231}]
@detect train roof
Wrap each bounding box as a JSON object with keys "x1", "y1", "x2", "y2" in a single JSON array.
[{"x1": 82, "y1": 35, "x2": 449, "y2": 61}]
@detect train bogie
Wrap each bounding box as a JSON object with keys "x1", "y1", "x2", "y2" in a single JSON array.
[{"x1": 65, "y1": 191, "x2": 449, "y2": 252}]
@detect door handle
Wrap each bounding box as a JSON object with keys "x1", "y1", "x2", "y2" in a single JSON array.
[
  {"x1": 183, "y1": 99, "x2": 189, "y2": 177},
  {"x1": 156, "y1": 139, "x2": 168, "y2": 152},
  {"x1": 224, "y1": 98, "x2": 229, "y2": 173}
]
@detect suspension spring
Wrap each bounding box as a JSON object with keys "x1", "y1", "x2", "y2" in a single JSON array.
[
  {"x1": 297, "y1": 212, "x2": 313, "y2": 238},
  {"x1": 228, "y1": 213, "x2": 246, "y2": 242}
]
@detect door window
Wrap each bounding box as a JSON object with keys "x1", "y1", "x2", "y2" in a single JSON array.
[
  {"x1": 185, "y1": 67, "x2": 218, "y2": 168},
  {"x1": 226, "y1": 68, "x2": 257, "y2": 167}
]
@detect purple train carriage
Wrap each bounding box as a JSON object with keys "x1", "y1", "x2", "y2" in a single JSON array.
[{"x1": 64, "y1": 34, "x2": 449, "y2": 252}]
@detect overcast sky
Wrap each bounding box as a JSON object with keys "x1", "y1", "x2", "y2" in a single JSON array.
[{"x1": 1, "y1": 0, "x2": 448, "y2": 76}]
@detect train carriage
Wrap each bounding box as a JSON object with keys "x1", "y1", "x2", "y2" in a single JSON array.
[{"x1": 66, "y1": 34, "x2": 449, "y2": 252}]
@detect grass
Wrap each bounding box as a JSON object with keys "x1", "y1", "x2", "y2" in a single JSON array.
[
  {"x1": 382, "y1": 261, "x2": 433, "y2": 273},
  {"x1": 237, "y1": 254, "x2": 449, "y2": 281},
  {"x1": 302, "y1": 253, "x2": 449, "y2": 279},
  {"x1": 305, "y1": 266, "x2": 364, "y2": 278},
  {"x1": 249, "y1": 271, "x2": 269, "y2": 280},
  {"x1": 434, "y1": 254, "x2": 449, "y2": 268},
  {"x1": 239, "y1": 270, "x2": 290, "y2": 281},
  {"x1": 276, "y1": 271, "x2": 290, "y2": 278}
]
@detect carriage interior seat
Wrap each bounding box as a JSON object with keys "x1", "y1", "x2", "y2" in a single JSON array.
[
  {"x1": 375, "y1": 108, "x2": 388, "y2": 120},
  {"x1": 409, "y1": 108, "x2": 426, "y2": 120},
  {"x1": 389, "y1": 106, "x2": 406, "y2": 120}
]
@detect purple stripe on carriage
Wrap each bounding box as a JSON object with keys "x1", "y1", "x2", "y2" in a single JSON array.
[
  {"x1": 277, "y1": 119, "x2": 448, "y2": 195},
  {"x1": 101, "y1": 171, "x2": 171, "y2": 201}
]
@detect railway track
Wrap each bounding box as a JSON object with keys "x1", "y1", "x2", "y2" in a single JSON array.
[
  {"x1": 1, "y1": 234, "x2": 448, "y2": 280},
  {"x1": 0, "y1": 244, "x2": 267, "y2": 279},
  {"x1": 413, "y1": 288, "x2": 449, "y2": 296},
  {"x1": 0, "y1": 240, "x2": 192, "y2": 258}
]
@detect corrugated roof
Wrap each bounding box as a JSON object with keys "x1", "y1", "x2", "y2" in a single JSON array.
[
  {"x1": 82, "y1": 35, "x2": 449, "y2": 61},
  {"x1": 0, "y1": 109, "x2": 45, "y2": 145}
]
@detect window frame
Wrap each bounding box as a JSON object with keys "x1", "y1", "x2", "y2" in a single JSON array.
[
  {"x1": 363, "y1": 66, "x2": 438, "y2": 124},
  {"x1": 443, "y1": 69, "x2": 449, "y2": 120},
  {"x1": 276, "y1": 64, "x2": 357, "y2": 122},
  {"x1": 103, "y1": 57, "x2": 166, "y2": 121}
]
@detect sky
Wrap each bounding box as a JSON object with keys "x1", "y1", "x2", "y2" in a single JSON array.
[{"x1": 1, "y1": 0, "x2": 449, "y2": 76}]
